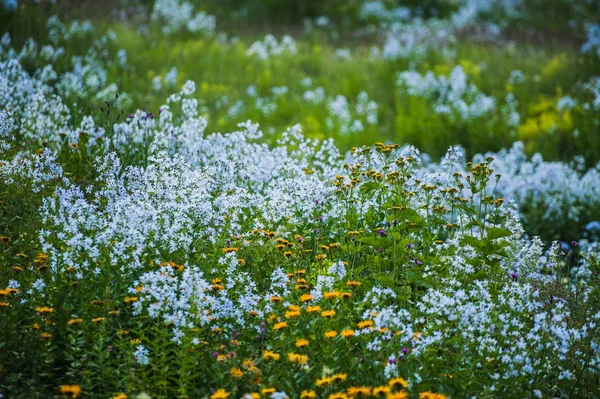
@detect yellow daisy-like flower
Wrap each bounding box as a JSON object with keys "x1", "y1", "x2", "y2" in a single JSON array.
[
  {"x1": 358, "y1": 320, "x2": 374, "y2": 329},
  {"x1": 35, "y1": 306, "x2": 54, "y2": 314},
  {"x1": 347, "y1": 387, "x2": 372, "y2": 397},
  {"x1": 340, "y1": 292, "x2": 352, "y2": 299},
  {"x1": 316, "y1": 377, "x2": 332, "y2": 387},
  {"x1": 230, "y1": 367, "x2": 244, "y2": 378},
  {"x1": 211, "y1": 389, "x2": 230, "y2": 399},
  {"x1": 315, "y1": 254, "x2": 327, "y2": 260},
  {"x1": 301, "y1": 390, "x2": 317, "y2": 399},
  {"x1": 295, "y1": 339, "x2": 309, "y2": 348},
  {"x1": 41, "y1": 332, "x2": 52, "y2": 339},
  {"x1": 124, "y1": 296, "x2": 138, "y2": 304},
  {"x1": 388, "y1": 377, "x2": 408, "y2": 390},
  {"x1": 324, "y1": 291, "x2": 339, "y2": 299},
  {"x1": 262, "y1": 350, "x2": 280, "y2": 361},
  {"x1": 285, "y1": 310, "x2": 301, "y2": 318},
  {"x1": 270, "y1": 296, "x2": 283, "y2": 303},
  {"x1": 341, "y1": 330, "x2": 355, "y2": 338},
  {"x1": 325, "y1": 330, "x2": 337, "y2": 339},
  {"x1": 372, "y1": 386, "x2": 391, "y2": 397},
  {"x1": 331, "y1": 373, "x2": 347, "y2": 382},
  {"x1": 387, "y1": 392, "x2": 408, "y2": 399},
  {"x1": 59, "y1": 385, "x2": 82, "y2": 398},
  {"x1": 346, "y1": 280, "x2": 361, "y2": 287},
  {"x1": 0, "y1": 302, "x2": 9, "y2": 308},
  {"x1": 112, "y1": 393, "x2": 127, "y2": 399},
  {"x1": 288, "y1": 352, "x2": 308, "y2": 365},
  {"x1": 300, "y1": 294, "x2": 313, "y2": 302},
  {"x1": 221, "y1": 248, "x2": 238, "y2": 254},
  {"x1": 329, "y1": 393, "x2": 349, "y2": 399},
  {"x1": 419, "y1": 393, "x2": 447, "y2": 399},
  {"x1": 68, "y1": 318, "x2": 84, "y2": 325},
  {"x1": 244, "y1": 393, "x2": 260, "y2": 399},
  {"x1": 306, "y1": 305, "x2": 321, "y2": 313},
  {"x1": 261, "y1": 388, "x2": 276, "y2": 395},
  {"x1": 273, "y1": 322, "x2": 288, "y2": 330},
  {"x1": 321, "y1": 310, "x2": 336, "y2": 318},
  {"x1": 421, "y1": 393, "x2": 447, "y2": 399}
]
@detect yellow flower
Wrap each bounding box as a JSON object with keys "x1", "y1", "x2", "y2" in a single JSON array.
[
  {"x1": 329, "y1": 393, "x2": 349, "y2": 399},
  {"x1": 387, "y1": 392, "x2": 408, "y2": 399},
  {"x1": 0, "y1": 302, "x2": 9, "y2": 308},
  {"x1": 91, "y1": 317, "x2": 105, "y2": 324},
  {"x1": 372, "y1": 386, "x2": 391, "y2": 397},
  {"x1": 301, "y1": 390, "x2": 317, "y2": 399},
  {"x1": 358, "y1": 320, "x2": 374, "y2": 329},
  {"x1": 59, "y1": 385, "x2": 82, "y2": 398},
  {"x1": 263, "y1": 350, "x2": 280, "y2": 361},
  {"x1": 316, "y1": 377, "x2": 332, "y2": 387},
  {"x1": 300, "y1": 294, "x2": 313, "y2": 302},
  {"x1": 324, "y1": 291, "x2": 339, "y2": 299},
  {"x1": 347, "y1": 387, "x2": 372, "y2": 397},
  {"x1": 124, "y1": 296, "x2": 138, "y2": 304},
  {"x1": 340, "y1": 292, "x2": 352, "y2": 299},
  {"x1": 295, "y1": 339, "x2": 309, "y2": 348},
  {"x1": 68, "y1": 318, "x2": 84, "y2": 325},
  {"x1": 285, "y1": 310, "x2": 301, "y2": 318},
  {"x1": 211, "y1": 389, "x2": 230, "y2": 399},
  {"x1": 341, "y1": 330, "x2": 355, "y2": 338},
  {"x1": 419, "y1": 393, "x2": 447, "y2": 399},
  {"x1": 35, "y1": 306, "x2": 54, "y2": 314},
  {"x1": 306, "y1": 305, "x2": 322, "y2": 313},
  {"x1": 331, "y1": 373, "x2": 347, "y2": 382},
  {"x1": 129, "y1": 338, "x2": 141, "y2": 345},
  {"x1": 222, "y1": 248, "x2": 239, "y2": 254},
  {"x1": 388, "y1": 377, "x2": 408, "y2": 390},
  {"x1": 321, "y1": 310, "x2": 336, "y2": 318},
  {"x1": 112, "y1": 394, "x2": 127, "y2": 399},
  {"x1": 261, "y1": 388, "x2": 276, "y2": 395},
  {"x1": 270, "y1": 296, "x2": 283, "y2": 303},
  {"x1": 230, "y1": 367, "x2": 244, "y2": 378},
  {"x1": 41, "y1": 332, "x2": 52, "y2": 339},
  {"x1": 325, "y1": 330, "x2": 337, "y2": 339},
  {"x1": 288, "y1": 352, "x2": 308, "y2": 365},
  {"x1": 244, "y1": 393, "x2": 260, "y2": 399},
  {"x1": 315, "y1": 254, "x2": 327, "y2": 260},
  {"x1": 346, "y1": 280, "x2": 361, "y2": 287},
  {"x1": 273, "y1": 322, "x2": 288, "y2": 330}
]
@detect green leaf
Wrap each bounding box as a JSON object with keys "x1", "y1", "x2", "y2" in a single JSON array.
[{"x1": 486, "y1": 227, "x2": 512, "y2": 241}]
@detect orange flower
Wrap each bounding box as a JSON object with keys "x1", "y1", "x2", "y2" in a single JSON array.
[
  {"x1": 325, "y1": 330, "x2": 337, "y2": 339},
  {"x1": 273, "y1": 322, "x2": 288, "y2": 330},
  {"x1": 295, "y1": 339, "x2": 309, "y2": 348},
  {"x1": 321, "y1": 310, "x2": 336, "y2": 318},
  {"x1": 211, "y1": 389, "x2": 230, "y2": 399},
  {"x1": 263, "y1": 350, "x2": 280, "y2": 361},
  {"x1": 59, "y1": 385, "x2": 82, "y2": 398},
  {"x1": 300, "y1": 294, "x2": 313, "y2": 302},
  {"x1": 306, "y1": 305, "x2": 322, "y2": 313},
  {"x1": 288, "y1": 352, "x2": 308, "y2": 365}
]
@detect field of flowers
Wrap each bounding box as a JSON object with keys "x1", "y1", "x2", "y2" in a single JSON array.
[{"x1": 1, "y1": 0, "x2": 600, "y2": 398}]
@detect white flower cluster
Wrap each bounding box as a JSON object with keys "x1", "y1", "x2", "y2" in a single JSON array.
[
  {"x1": 151, "y1": 0, "x2": 216, "y2": 35},
  {"x1": 246, "y1": 35, "x2": 297, "y2": 60},
  {"x1": 397, "y1": 66, "x2": 496, "y2": 121},
  {"x1": 582, "y1": 24, "x2": 600, "y2": 58}
]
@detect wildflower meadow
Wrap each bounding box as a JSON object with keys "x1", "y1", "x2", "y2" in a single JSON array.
[{"x1": 1, "y1": 1, "x2": 600, "y2": 398}]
